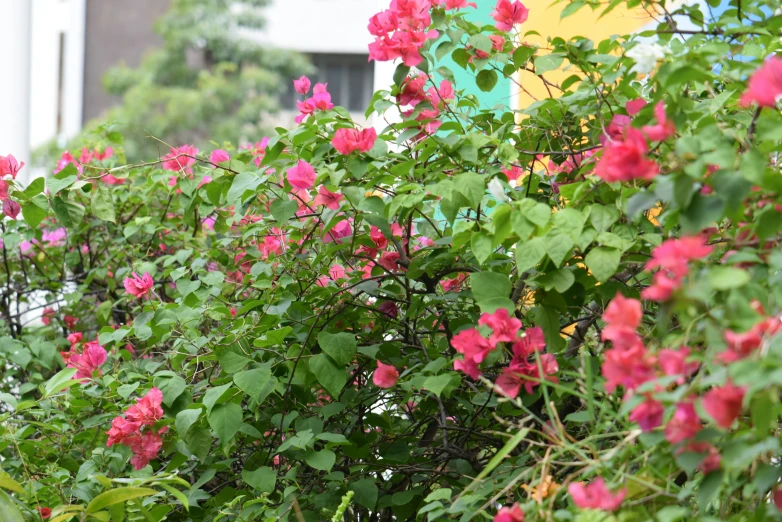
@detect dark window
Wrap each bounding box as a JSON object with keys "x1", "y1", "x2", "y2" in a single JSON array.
[{"x1": 281, "y1": 53, "x2": 374, "y2": 113}]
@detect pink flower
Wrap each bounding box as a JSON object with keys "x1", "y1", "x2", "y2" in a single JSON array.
[
  {"x1": 53, "y1": 151, "x2": 82, "y2": 175},
  {"x1": 478, "y1": 308, "x2": 522, "y2": 346},
  {"x1": 491, "y1": 0, "x2": 529, "y2": 31},
  {"x1": 0, "y1": 180, "x2": 8, "y2": 200},
  {"x1": 370, "y1": 226, "x2": 388, "y2": 249},
  {"x1": 314, "y1": 186, "x2": 344, "y2": 210},
  {"x1": 294, "y1": 75, "x2": 312, "y2": 95},
  {"x1": 42, "y1": 227, "x2": 67, "y2": 246},
  {"x1": 452, "y1": 328, "x2": 494, "y2": 365},
  {"x1": 601, "y1": 342, "x2": 654, "y2": 393},
  {"x1": 494, "y1": 503, "x2": 524, "y2": 522},
  {"x1": 106, "y1": 416, "x2": 143, "y2": 447},
  {"x1": 568, "y1": 478, "x2": 626, "y2": 512},
  {"x1": 602, "y1": 293, "x2": 643, "y2": 343},
  {"x1": 641, "y1": 236, "x2": 712, "y2": 302},
  {"x1": 397, "y1": 75, "x2": 429, "y2": 106},
  {"x1": 94, "y1": 147, "x2": 113, "y2": 161},
  {"x1": 659, "y1": 347, "x2": 698, "y2": 383},
  {"x1": 39, "y1": 507, "x2": 52, "y2": 520},
  {"x1": 128, "y1": 430, "x2": 165, "y2": 470},
  {"x1": 323, "y1": 219, "x2": 352, "y2": 244},
  {"x1": 367, "y1": 1, "x2": 439, "y2": 67},
  {"x1": 210, "y1": 149, "x2": 230, "y2": 164},
  {"x1": 123, "y1": 272, "x2": 154, "y2": 298},
  {"x1": 502, "y1": 165, "x2": 524, "y2": 182},
  {"x1": 642, "y1": 101, "x2": 676, "y2": 141},
  {"x1": 373, "y1": 360, "x2": 399, "y2": 388},
  {"x1": 162, "y1": 145, "x2": 199, "y2": 174},
  {"x1": 41, "y1": 307, "x2": 55, "y2": 326},
  {"x1": 287, "y1": 160, "x2": 316, "y2": 190},
  {"x1": 3, "y1": 199, "x2": 20, "y2": 219},
  {"x1": 602, "y1": 114, "x2": 631, "y2": 144},
  {"x1": 332, "y1": 127, "x2": 378, "y2": 155},
  {"x1": 0, "y1": 154, "x2": 24, "y2": 179},
  {"x1": 703, "y1": 382, "x2": 745, "y2": 429},
  {"x1": 67, "y1": 341, "x2": 107, "y2": 380},
  {"x1": 629, "y1": 397, "x2": 664, "y2": 432},
  {"x1": 378, "y1": 251, "x2": 402, "y2": 271},
  {"x1": 740, "y1": 56, "x2": 782, "y2": 108},
  {"x1": 125, "y1": 388, "x2": 164, "y2": 426},
  {"x1": 496, "y1": 353, "x2": 558, "y2": 398},
  {"x1": 101, "y1": 173, "x2": 125, "y2": 185},
  {"x1": 626, "y1": 98, "x2": 648, "y2": 116},
  {"x1": 328, "y1": 264, "x2": 346, "y2": 281},
  {"x1": 378, "y1": 301, "x2": 399, "y2": 318},
  {"x1": 665, "y1": 401, "x2": 701, "y2": 444},
  {"x1": 260, "y1": 234, "x2": 283, "y2": 259},
  {"x1": 244, "y1": 138, "x2": 269, "y2": 167},
  {"x1": 595, "y1": 128, "x2": 658, "y2": 182}
]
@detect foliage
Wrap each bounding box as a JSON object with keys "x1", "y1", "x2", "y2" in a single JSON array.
[{"x1": 3, "y1": 0, "x2": 782, "y2": 520}]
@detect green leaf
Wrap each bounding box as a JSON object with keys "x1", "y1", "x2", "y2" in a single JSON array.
[
  {"x1": 349, "y1": 479, "x2": 379, "y2": 509},
  {"x1": 0, "y1": 490, "x2": 25, "y2": 522},
  {"x1": 242, "y1": 466, "x2": 276, "y2": 493},
  {"x1": 85, "y1": 487, "x2": 158, "y2": 514},
  {"x1": 545, "y1": 229, "x2": 574, "y2": 268},
  {"x1": 91, "y1": 184, "x2": 116, "y2": 222},
  {"x1": 517, "y1": 199, "x2": 551, "y2": 228},
  {"x1": 51, "y1": 195, "x2": 85, "y2": 228},
  {"x1": 227, "y1": 172, "x2": 262, "y2": 201},
  {"x1": 552, "y1": 208, "x2": 584, "y2": 241},
  {"x1": 536, "y1": 268, "x2": 575, "y2": 293},
  {"x1": 469, "y1": 272, "x2": 513, "y2": 313},
  {"x1": 423, "y1": 374, "x2": 453, "y2": 397},
  {"x1": 270, "y1": 198, "x2": 298, "y2": 223},
  {"x1": 696, "y1": 470, "x2": 723, "y2": 509},
  {"x1": 175, "y1": 408, "x2": 202, "y2": 436},
  {"x1": 466, "y1": 428, "x2": 529, "y2": 490},
  {"x1": 0, "y1": 474, "x2": 24, "y2": 494},
  {"x1": 202, "y1": 383, "x2": 232, "y2": 414},
  {"x1": 560, "y1": 0, "x2": 586, "y2": 17},
  {"x1": 471, "y1": 231, "x2": 493, "y2": 265},
  {"x1": 42, "y1": 368, "x2": 81, "y2": 398},
  {"x1": 22, "y1": 204, "x2": 47, "y2": 228},
  {"x1": 309, "y1": 354, "x2": 347, "y2": 397},
  {"x1": 153, "y1": 372, "x2": 187, "y2": 407},
  {"x1": 533, "y1": 306, "x2": 565, "y2": 352},
  {"x1": 589, "y1": 205, "x2": 620, "y2": 233},
  {"x1": 709, "y1": 266, "x2": 750, "y2": 290},
  {"x1": 217, "y1": 348, "x2": 250, "y2": 374},
  {"x1": 234, "y1": 368, "x2": 275, "y2": 402},
  {"x1": 318, "y1": 332, "x2": 357, "y2": 366},
  {"x1": 585, "y1": 247, "x2": 621, "y2": 283},
  {"x1": 515, "y1": 237, "x2": 546, "y2": 272},
  {"x1": 476, "y1": 70, "x2": 499, "y2": 92},
  {"x1": 305, "y1": 449, "x2": 336, "y2": 471},
  {"x1": 207, "y1": 403, "x2": 243, "y2": 443},
  {"x1": 534, "y1": 53, "x2": 564, "y2": 74},
  {"x1": 47, "y1": 174, "x2": 78, "y2": 196},
  {"x1": 453, "y1": 172, "x2": 484, "y2": 209}
]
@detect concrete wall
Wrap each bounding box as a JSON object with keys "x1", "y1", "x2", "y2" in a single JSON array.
[{"x1": 82, "y1": 0, "x2": 171, "y2": 124}]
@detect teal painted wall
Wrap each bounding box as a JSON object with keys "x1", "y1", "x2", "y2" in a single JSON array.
[{"x1": 433, "y1": 0, "x2": 512, "y2": 110}]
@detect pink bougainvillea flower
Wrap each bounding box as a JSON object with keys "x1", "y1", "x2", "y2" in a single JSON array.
[
  {"x1": 94, "y1": 147, "x2": 113, "y2": 161},
  {"x1": 53, "y1": 150, "x2": 82, "y2": 175},
  {"x1": 496, "y1": 352, "x2": 559, "y2": 398},
  {"x1": 67, "y1": 341, "x2": 108, "y2": 380},
  {"x1": 42, "y1": 227, "x2": 67, "y2": 247},
  {"x1": 703, "y1": 382, "x2": 745, "y2": 429},
  {"x1": 451, "y1": 328, "x2": 494, "y2": 365},
  {"x1": 502, "y1": 165, "x2": 524, "y2": 182},
  {"x1": 370, "y1": 226, "x2": 388, "y2": 249},
  {"x1": 602, "y1": 292, "x2": 643, "y2": 342},
  {"x1": 491, "y1": 0, "x2": 529, "y2": 31},
  {"x1": 332, "y1": 127, "x2": 378, "y2": 155},
  {"x1": 294, "y1": 75, "x2": 312, "y2": 95},
  {"x1": 659, "y1": 347, "x2": 699, "y2": 383},
  {"x1": 626, "y1": 98, "x2": 648, "y2": 116},
  {"x1": 568, "y1": 478, "x2": 627, "y2": 512},
  {"x1": 629, "y1": 397, "x2": 664, "y2": 432},
  {"x1": 323, "y1": 219, "x2": 352, "y2": 244},
  {"x1": 493, "y1": 503, "x2": 525, "y2": 522},
  {"x1": 106, "y1": 416, "x2": 143, "y2": 447},
  {"x1": 740, "y1": 56, "x2": 782, "y2": 108},
  {"x1": 595, "y1": 128, "x2": 658, "y2": 182},
  {"x1": 123, "y1": 272, "x2": 154, "y2": 298},
  {"x1": 397, "y1": 74, "x2": 429, "y2": 106},
  {"x1": 101, "y1": 173, "x2": 125, "y2": 185},
  {"x1": 665, "y1": 400, "x2": 702, "y2": 444},
  {"x1": 378, "y1": 251, "x2": 402, "y2": 271},
  {"x1": 162, "y1": 145, "x2": 199, "y2": 174},
  {"x1": 314, "y1": 186, "x2": 344, "y2": 210},
  {"x1": 3, "y1": 199, "x2": 20, "y2": 219},
  {"x1": 601, "y1": 342, "x2": 655, "y2": 393},
  {"x1": 287, "y1": 160, "x2": 316, "y2": 190},
  {"x1": 373, "y1": 360, "x2": 399, "y2": 388},
  {"x1": 328, "y1": 264, "x2": 346, "y2": 281},
  {"x1": 0, "y1": 154, "x2": 24, "y2": 179},
  {"x1": 41, "y1": 307, "x2": 55, "y2": 326},
  {"x1": 602, "y1": 114, "x2": 631, "y2": 144},
  {"x1": 64, "y1": 315, "x2": 78, "y2": 330},
  {"x1": 128, "y1": 430, "x2": 165, "y2": 470},
  {"x1": 210, "y1": 149, "x2": 230, "y2": 164},
  {"x1": 125, "y1": 388, "x2": 164, "y2": 426},
  {"x1": 0, "y1": 180, "x2": 8, "y2": 200},
  {"x1": 641, "y1": 236, "x2": 712, "y2": 301},
  {"x1": 367, "y1": 0, "x2": 439, "y2": 67},
  {"x1": 642, "y1": 101, "x2": 676, "y2": 141},
  {"x1": 720, "y1": 317, "x2": 782, "y2": 362},
  {"x1": 244, "y1": 137, "x2": 269, "y2": 167},
  {"x1": 478, "y1": 308, "x2": 522, "y2": 346}
]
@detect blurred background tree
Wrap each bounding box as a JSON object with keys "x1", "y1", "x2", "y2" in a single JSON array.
[{"x1": 63, "y1": 0, "x2": 311, "y2": 161}]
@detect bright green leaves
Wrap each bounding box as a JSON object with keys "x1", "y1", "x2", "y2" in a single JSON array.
[
  {"x1": 318, "y1": 332, "x2": 356, "y2": 365},
  {"x1": 227, "y1": 172, "x2": 262, "y2": 202},
  {"x1": 242, "y1": 466, "x2": 276, "y2": 492},
  {"x1": 207, "y1": 402, "x2": 243, "y2": 444},
  {"x1": 476, "y1": 69, "x2": 499, "y2": 92},
  {"x1": 85, "y1": 487, "x2": 157, "y2": 514},
  {"x1": 469, "y1": 272, "x2": 513, "y2": 313},
  {"x1": 453, "y1": 172, "x2": 484, "y2": 209},
  {"x1": 51, "y1": 195, "x2": 85, "y2": 228},
  {"x1": 305, "y1": 449, "x2": 336, "y2": 471},
  {"x1": 545, "y1": 228, "x2": 575, "y2": 268},
  {"x1": 585, "y1": 247, "x2": 621, "y2": 283},
  {"x1": 709, "y1": 266, "x2": 751, "y2": 290},
  {"x1": 91, "y1": 184, "x2": 116, "y2": 222},
  {"x1": 516, "y1": 237, "x2": 547, "y2": 272},
  {"x1": 309, "y1": 354, "x2": 347, "y2": 397},
  {"x1": 234, "y1": 367, "x2": 275, "y2": 402},
  {"x1": 153, "y1": 371, "x2": 187, "y2": 407},
  {"x1": 270, "y1": 198, "x2": 298, "y2": 223}
]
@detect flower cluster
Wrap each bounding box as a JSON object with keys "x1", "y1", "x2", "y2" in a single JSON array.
[
  {"x1": 451, "y1": 308, "x2": 558, "y2": 397},
  {"x1": 106, "y1": 387, "x2": 167, "y2": 470},
  {"x1": 332, "y1": 127, "x2": 377, "y2": 155},
  {"x1": 295, "y1": 80, "x2": 335, "y2": 124},
  {"x1": 490, "y1": 0, "x2": 529, "y2": 32},
  {"x1": 567, "y1": 478, "x2": 626, "y2": 512},
  {"x1": 368, "y1": 0, "x2": 440, "y2": 67},
  {"x1": 641, "y1": 236, "x2": 713, "y2": 301},
  {"x1": 65, "y1": 339, "x2": 108, "y2": 381},
  {"x1": 397, "y1": 74, "x2": 455, "y2": 137},
  {"x1": 123, "y1": 272, "x2": 154, "y2": 298}
]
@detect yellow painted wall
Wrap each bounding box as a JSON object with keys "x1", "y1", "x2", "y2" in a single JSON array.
[{"x1": 514, "y1": 1, "x2": 655, "y2": 109}]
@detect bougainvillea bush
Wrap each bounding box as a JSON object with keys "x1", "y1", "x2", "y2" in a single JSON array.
[{"x1": 3, "y1": 0, "x2": 782, "y2": 520}]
